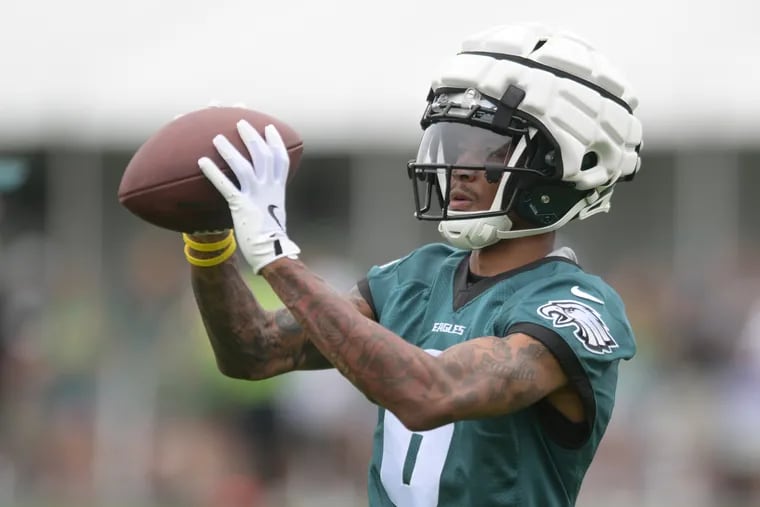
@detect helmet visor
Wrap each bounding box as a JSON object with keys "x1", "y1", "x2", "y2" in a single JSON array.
[
  {"x1": 409, "y1": 122, "x2": 525, "y2": 220},
  {"x1": 415, "y1": 122, "x2": 516, "y2": 169}
]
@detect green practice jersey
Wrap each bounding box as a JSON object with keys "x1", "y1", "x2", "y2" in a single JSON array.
[{"x1": 357, "y1": 243, "x2": 636, "y2": 507}]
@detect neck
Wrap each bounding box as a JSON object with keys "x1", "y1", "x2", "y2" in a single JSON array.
[{"x1": 468, "y1": 232, "x2": 556, "y2": 277}]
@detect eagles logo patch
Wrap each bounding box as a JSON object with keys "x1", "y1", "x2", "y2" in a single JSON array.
[{"x1": 537, "y1": 300, "x2": 618, "y2": 355}]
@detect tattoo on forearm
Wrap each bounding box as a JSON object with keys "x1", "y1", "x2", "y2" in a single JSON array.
[
  {"x1": 274, "y1": 309, "x2": 303, "y2": 335},
  {"x1": 262, "y1": 259, "x2": 563, "y2": 425},
  {"x1": 265, "y1": 262, "x2": 560, "y2": 420},
  {"x1": 263, "y1": 260, "x2": 442, "y2": 410},
  {"x1": 190, "y1": 262, "x2": 329, "y2": 378}
]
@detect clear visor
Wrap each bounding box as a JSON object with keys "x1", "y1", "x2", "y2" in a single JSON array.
[
  {"x1": 415, "y1": 122, "x2": 516, "y2": 168},
  {"x1": 414, "y1": 122, "x2": 518, "y2": 205}
]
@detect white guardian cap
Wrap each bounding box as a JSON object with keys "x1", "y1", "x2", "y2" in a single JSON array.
[{"x1": 408, "y1": 23, "x2": 643, "y2": 249}]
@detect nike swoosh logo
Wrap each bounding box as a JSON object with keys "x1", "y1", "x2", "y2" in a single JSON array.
[
  {"x1": 267, "y1": 204, "x2": 284, "y2": 230},
  {"x1": 571, "y1": 285, "x2": 604, "y2": 305}
]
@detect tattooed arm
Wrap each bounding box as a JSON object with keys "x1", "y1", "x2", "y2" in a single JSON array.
[
  {"x1": 262, "y1": 258, "x2": 571, "y2": 432},
  {"x1": 190, "y1": 249, "x2": 375, "y2": 380}
]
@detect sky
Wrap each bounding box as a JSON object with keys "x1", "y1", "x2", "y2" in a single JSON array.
[{"x1": 1, "y1": 0, "x2": 757, "y2": 149}]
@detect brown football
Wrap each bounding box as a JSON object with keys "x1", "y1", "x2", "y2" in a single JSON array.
[{"x1": 118, "y1": 107, "x2": 303, "y2": 233}]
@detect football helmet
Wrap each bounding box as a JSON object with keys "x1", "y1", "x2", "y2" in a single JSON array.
[{"x1": 408, "y1": 23, "x2": 643, "y2": 250}]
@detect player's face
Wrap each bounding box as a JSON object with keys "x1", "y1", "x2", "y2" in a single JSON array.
[
  {"x1": 413, "y1": 122, "x2": 516, "y2": 215},
  {"x1": 448, "y1": 138, "x2": 510, "y2": 212}
]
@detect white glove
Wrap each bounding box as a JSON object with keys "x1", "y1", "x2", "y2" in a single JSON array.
[{"x1": 198, "y1": 120, "x2": 300, "y2": 273}]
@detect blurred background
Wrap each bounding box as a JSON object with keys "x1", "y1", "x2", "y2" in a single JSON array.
[{"x1": 1, "y1": 1, "x2": 759, "y2": 506}]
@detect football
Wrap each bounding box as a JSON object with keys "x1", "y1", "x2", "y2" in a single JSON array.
[{"x1": 118, "y1": 106, "x2": 303, "y2": 233}]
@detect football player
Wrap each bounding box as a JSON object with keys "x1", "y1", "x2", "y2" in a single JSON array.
[{"x1": 185, "y1": 22, "x2": 642, "y2": 506}]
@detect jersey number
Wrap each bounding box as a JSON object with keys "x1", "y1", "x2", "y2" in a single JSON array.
[{"x1": 379, "y1": 349, "x2": 455, "y2": 507}]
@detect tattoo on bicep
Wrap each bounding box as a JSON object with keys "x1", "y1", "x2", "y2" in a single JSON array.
[
  {"x1": 509, "y1": 363, "x2": 537, "y2": 382},
  {"x1": 507, "y1": 339, "x2": 560, "y2": 408},
  {"x1": 509, "y1": 343, "x2": 546, "y2": 381},
  {"x1": 443, "y1": 337, "x2": 558, "y2": 416}
]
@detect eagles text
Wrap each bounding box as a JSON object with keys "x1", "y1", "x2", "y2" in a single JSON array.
[{"x1": 432, "y1": 322, "x2": 466, "y2": 335}]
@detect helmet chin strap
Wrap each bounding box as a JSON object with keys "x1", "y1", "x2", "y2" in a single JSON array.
[{"x1": 438, "y1": 213, "x2": 512, "y2": 250}]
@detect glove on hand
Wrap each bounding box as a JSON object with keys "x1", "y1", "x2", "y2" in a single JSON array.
[{"x1": 198, "y1": 120, "x2": 300, "y2": 273}]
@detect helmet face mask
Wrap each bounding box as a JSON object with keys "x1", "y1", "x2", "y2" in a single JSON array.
[
  {"x1": 407, "y1": 90, "x2": 573, "y2": 248},
  {"x1": 408, "y1": 120, "x2": 556, "y2": 222},
  {"x1": 407, "y1": 24, "x2": 643, "y2": 249}
]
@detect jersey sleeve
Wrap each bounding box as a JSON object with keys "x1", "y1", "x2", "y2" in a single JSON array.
[
  {"x1": 357, "y1": 256, "x2": 405, "y2": 319},
  {"x1": 357, "y1": 243, "x2": 461, "y2": 321},
  {"x1": 504, "y1": 275, "x2": 636, "y2": 447}
]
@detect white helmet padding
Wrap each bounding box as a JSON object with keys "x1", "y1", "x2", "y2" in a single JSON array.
[{"x1": 410, "y1": 23, "x2": 643, "y2": 249}]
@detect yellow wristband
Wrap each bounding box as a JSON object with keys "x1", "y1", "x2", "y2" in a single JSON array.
[
  {"x1": 182, "y1": 231, "x2": 234, "y2": 252},
  {"x1": 184, "y1": 235, "x2": 237, "y2": 267}
]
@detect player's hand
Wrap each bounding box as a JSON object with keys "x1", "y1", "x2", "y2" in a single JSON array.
[{"x1": 198, "y1": 120, "x2": 300, "y2": 273}]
